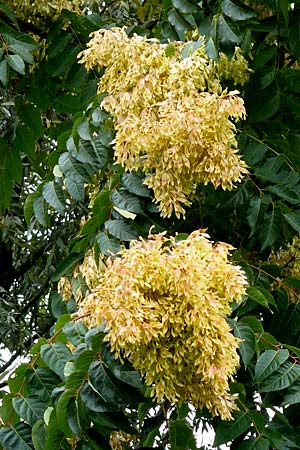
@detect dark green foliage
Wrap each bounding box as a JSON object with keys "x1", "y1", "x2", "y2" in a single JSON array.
[{"x1": 1, "y1": 0, "x2": 300, "y2": 449}]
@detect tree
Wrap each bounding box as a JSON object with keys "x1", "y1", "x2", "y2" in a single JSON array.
[{"x1": 0, "y1": 0, "x2": 300, "y2": 448}]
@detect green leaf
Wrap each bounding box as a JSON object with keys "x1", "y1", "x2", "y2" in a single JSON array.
[
  {"x1": 267, "y1": 185, "x2": 300, "y2": 204},
  {"x1": 66, "y1": 370, "x2": 88, "y2": 389},
  {"x1": 260, "y1": 207, "x2": 282, "y2": 250},
  {"x1": 74, "y1": 350, "x2": 97, "y2": 372},
  {"x1": 0, "y1": 60, "x2": 8, "y2": 86},
  {"x1": 14, "y1": 124, "x2": 36, "y2": 158},
  {"x1": 229, "y1": 320, "x2": 255, "y2": 368},
  {"x1": 51, "y1": 45, "x2": 80, "y2": 77},
  {"x1": 65, "y1": 178, "x2": 85, "y2": 202},
  {"x1": 96, "y1": 231, "x2": 120, "y2": 256},
  {"x1": 281, "y1": 381, "x2": 300, "y2": 406},
  {"x1": 31, "y1": 420, "x2": 46, "y2": 450},
  {"x1": 51, "y1": 252, "x2": 84, "y2": 281},
  {"x1": 260, "y1": 361, "x2": 300, "y2": 392},
  {"x1": 101, "y1": 346, "x2": 144, "y2": 389},
  {"x1": 16, "y1": 102, "x2": 44, "y2": 140},
  {"x1": 59, "y1": 152, "x2": 93, "y2": 182},
  {"x1": 247, "y1": 287, "x2": 276, "y2": 309},
  {"x1": 0, "y1": 422, "x2": 33, "y2": 450},
  {"x1": 93, "y1": 189, "x2": 112, "y2": 226},
  {"x1": 237, "y1": 437, "x2": 270, "y2": 450},
  {"x1": 53, "y1": 94, "x2": 81, "y2": 114},
  {"x1": 169, "y1": 419, "x2": 196, "y2": 450},
  {"x1": 88, "y1": 361, "x2": 126, "y2": 409},
  {"x1": 13, "y1": 396, "x2": 46, "y2": 426},
  {"x1": 254, "y1": 349, "x2": 289, "y2": 381},
  {"x1": 80, "y1": 382, "x2": 115, "y2": 413},
  {"x1": 43, "y1": 181, "x2": 66, "y2": 215},
  {"x1": 40, "y1": 343, "x2": 72, "y2": 380},
  {"x1": 111, "y1": 189, "x2": 143, "y2": 214},
  {"x1": 56, "y1": 389, "x2": 81, "y2": 437},
  {"x1": 0, "y1": 4, "x2": 20, "y2": 29},
  {"x1": 7, "y1": 44, "x2": 34, "y2": 64},
  {"x1": 217, "y1": 15, "x2": 241, "y2": 43},
  {"x1": 242, "y1": 141, "x2": 268, "y2": 166},
  {"x1": 5, "y1": 54, "x2": 25, "y2": 75},
  {"x1": 105, "y1": 219, "x2": 139, "y2": 241},
  {"x1": 45, "y1": 410, "x2": 67, "y2": 450},
  {"x1": 47, "y1": 33, "x2": 72, "y2": 59},
  {"x1": 33, "y1": 196, "x2": 49, "y2": 227},
  {"x1": 26, "y1": 367, "x2": 61, "y2": 401},
  {"x1": 213, "y1": 411, "x2": 252, "y2": 446},
  {"x1": 205, "y1": 37, "x2": 218, "y2": 60},
  {"x1": 63, "y1": 321, "x2": 87, "y2": 346},
  {"x1": 172, "y1": 0, "x2": 199, "y2": 14},
  {"x1": 90, "y1": 411, "x2": 136, "y2": 434},
  {"x1": 221, "y1": 0, "x2": 255, "y2": 21},
  {"x1": 168, "y1": 9, "x2": 192, "y2": 39},
  {"x1": 247, "y1": 195, "x2": 272, "y2": 237},
  {"x1": 284, "y1": 210, "x2": 300, "y2": 233},
  {"x1": 76, "y1": 118, "x2": 92, "y2": 141},
  {"x1": 250, "y1": 93, "x2": 280, "y2": 123}
]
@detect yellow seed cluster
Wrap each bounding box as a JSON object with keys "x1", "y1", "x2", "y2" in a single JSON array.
[
  {"x1": 269, "y1": 236, "x2": 300, "y2": 302},
  {"x1": 217, "y1": 48, "x2": 252, "y2": 86},
  {"x1": 79, "y1": 28, "x2": 248, "y2": 218},
  {"x1": 6, "y1": 0, "x2": 84, "y2": 24},
  {"x1": 109, "y1": 431, "x2": 137, "y2": 450},
  {"x1": 58, "y1": 249, "x2": 105, "y2": 303},
  {"x1": 80, "y1": 230, "x2": 248, "y2": 419}
]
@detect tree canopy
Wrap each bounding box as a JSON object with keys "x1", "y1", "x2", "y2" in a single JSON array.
[{"x1": 0, "y1": 0, "x2": 300, "y2": 449}]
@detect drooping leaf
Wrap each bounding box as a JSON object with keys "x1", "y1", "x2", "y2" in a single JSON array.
[
  {"x1": 33, "y1": 196, "x2": 49, "y2": 227},
  {"x1": 0, "y1": 422, "x2": 33, "y2": 450},
  {"x1": 43, "y1": 181, "x2": 66, "y2": 215},
  {"x1": 229, "y1": 320, "x2": 255, "y2": 368},
  {"x1": 59, "y1": 152, "x2": 93, "y2": 182},
  {"x1": 93, "y1": 189, "x2": 112, "y2": 226},
  {"x1": 12, "y1": 396, "x2": 46, "y2": 427},
  {"x1": 260, "y1": 361, "x2": 300, "y2": 392},
  {"x1": 254, "y1": 349, "x2": 289, "y2": 381},
  {"x1": 101, "y1": 346, "x2": 144, "y2": 389},
  {"x1": 111, "y1": 189, "x2": 143, "y2": 214},
  {"x1": 88, "y1": 361, "x2": 126, "y2": 409},
  {"x1": 172, "y1": 0, "x2": 199, "y2": 14},
  {"x1": 96, "y1": 231, "x2": 120, "y2": 256},
  {"x1": 31, "y1": 420, "x2": 46, "y2": 450},
  {"x1": 260, "y1": 207, "x2": 282, "y2": 250},
  {"x1": 26, "y1": 367, "x2": 61, "y2": 401},
  {"x1": 105, "y1": 219, "x2": 139, "y2": 241},
  {"x1": 65, "y1": 178, "x2": 85, "y2": 202},
  {"x1": 40, "y1": 343, "x2": 72, "y2": 380},
  {"x1": 45, "y1": 410, "x2": 68, "y2": 450},
  {"x1": 247, "y1": 195, "x2": 272, "y2": 237},
  {"x1": 221, "y1": 0, "x2": 256, "y2": 21},
  {"x1": 242, "y1": 141, "x2": 268, "y2": 166},
  {"x1": 56, "y1": 389, "x2": 81, "y2": 437},
  {"x1": 0, "y1": 59, "x2": 8, "y2": 86},
  {"x1": 237, "y1": 437, "x2": 270, "y2": 450},
  {"x1": 214, "y1": 411, "x2": 252, "y2": 446},
  {"x1": 283, "y1": 210, "x2": 300, "y2": 233},
  {"x1": 169, "y1": 419, "x2": 197, "y2": 450},
  {"x1": 247, "y1": 287, "x2": 276, "y2": 309},
  {"x1": 80, "y1": 381, "x2": 116, "y2": 413},
  {"x1": 217, "y1": 15, "x2": 241, "y2": 43},
  {"x1": 5, "y1": 54, "x2": 25, "y2": 75}
]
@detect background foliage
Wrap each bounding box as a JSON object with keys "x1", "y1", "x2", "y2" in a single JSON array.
[{"x1": 0, "y1": 0, "x2": 300, "y2": 448}]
